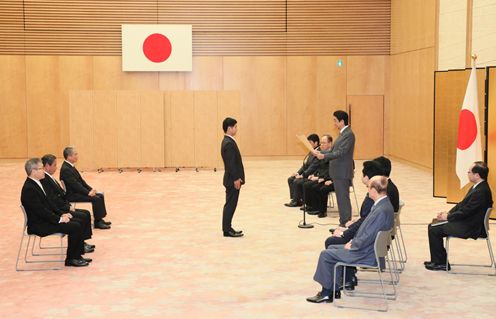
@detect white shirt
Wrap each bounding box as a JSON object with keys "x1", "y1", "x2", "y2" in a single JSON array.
[
  {"x1": 28, "y1": 177, "x2": 46, "y2": 196},
  {"x1": 340, "y1": 125, "x2": 349, "y2": 134},
  {"x1": 64, "y1": 160, "x2": 75, "y2": 167},
  {"x1": 472, "y1": 180, "x2": 483, "y2": 189},
  {"x1": 373, "y1": 195, "x2": 387, "y2": 207},
  {"x1": 225, "y1": 134, "x2": 237, "y2": 143}
]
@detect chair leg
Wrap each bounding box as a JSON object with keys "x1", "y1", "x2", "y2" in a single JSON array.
[
  {"x1": 15, "y1": 232, "x2": 26, "y2": 271},
  {"x1": 397, "y1": 225, "x2": 408, "y2": 262},
  {"x1": 446, "y1": 237, "x2": 451, "y2": 272},
  {"x1": 487, "y1": 237, "x2": 496, "y2": 276}
]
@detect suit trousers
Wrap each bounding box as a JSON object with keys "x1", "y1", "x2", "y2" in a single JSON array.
[
  {"x1": 302, "y1": 180, "x2": 319, "y2": 208},
  {"x1": 428, "y1": 223, "x2": 448, "y2": 264},
  {"x1": 307, "y1": 183, "x2": 334, "y2": 213},
  {"x1": 313, "y1": 246, "x2": 345, "y2": 290},
  {"x1": 223, "y1": 186, "x2": 240, "y2": 232},
  {"x1": 287, "y1": 176, "x2": 296, "y2": 199},
  {"x1": 30, "y1": 221, "x2": 84, "y2": 261},
  {"x1": 324, "y1": 236, "x2": 355, "y2": 283},
  {"x1": 66, "y1": 193, "x2": 107, "y2": 221},
  {"x1": 333, "y1": 179, "x2": 352, "y2": 225},
  {"x1": 71, "y1": 209, "x2": 92, "y2": 240}
]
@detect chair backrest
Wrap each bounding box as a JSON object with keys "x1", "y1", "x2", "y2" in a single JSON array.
[
  {"x1": 374, "y1": 229, "x2": 392, "y2": 259},
  {"x1": 20, "y1": 205, "x2": 29, "y2": 234},
  {"x1": 484, "y1": 208, "x2": 493, "y2": 233}
]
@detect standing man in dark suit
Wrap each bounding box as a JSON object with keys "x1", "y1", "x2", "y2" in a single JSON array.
[
  {"x1": 313, "y1": 110, "x2": 355, "y2": 227},
  {"x1": 40, "y1": 154, "x2": 95, "y2": 253},
  {"x1": 21, "y1": 158, "x2": 90, "y2": 267},
  {"x1": 425, "y1": 161, "x2": 493, "y2": 271},
  {"x1": 60, "y1": 146, "x2": 111, "y2": 230},
  {"x1": 221, "y1": 117, "x2": 245, "y2": 238}
]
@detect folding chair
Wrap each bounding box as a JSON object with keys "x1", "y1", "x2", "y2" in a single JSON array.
[
  {"x1": 333, "y1": 229, "x2": 396, "y2": 312},
  {"x1": 446, "y1": 207, "x2": 496, "y2": 275},
  {"x1": 394, "y1": 201, "x2": 407, "y2": 264},
  {"x1": 16, "y1": 205, "x2": 65, "y2": 271}
]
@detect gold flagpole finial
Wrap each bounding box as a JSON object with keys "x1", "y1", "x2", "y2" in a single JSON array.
[{"x1": 471, "y1": 54, "x2": 478, "y2": 60}]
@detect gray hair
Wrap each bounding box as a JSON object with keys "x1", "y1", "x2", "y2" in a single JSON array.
[
  {"x1": 63, "y1": 146, "x2": 75, "y2": 159},
  {"x1": 25, "y1": 158, "x2": 41, "y2": 176}
]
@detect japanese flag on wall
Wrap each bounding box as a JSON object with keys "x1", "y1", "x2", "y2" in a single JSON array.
[{"x1": 122, "y1": 24, "x2": 192, "y2": 72}]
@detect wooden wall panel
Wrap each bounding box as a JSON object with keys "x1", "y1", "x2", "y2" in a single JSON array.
[
  {"x1": 58, "y1": 56, "x2": 94, "y2": 150},
  {"x1": 140, "y1": 92, "x2": 165, "y2": 168},
  {"x1": 187, "y1": 57, "x2": 224, "y2": 90},
  {"x1": 286, "y1": 56, "x2": 347, "y2": 155},
  {"x1": 166, "y1": 92, "x2": 195, "y2": 167},
  {"x1": 348, "y1": 95, "x2": 384, "y2": 160},
  {"x1": 92, "y1": 91, "x2": 118, "y2": 169},
  {"x1": 1, "y1": 1, "x2": 391, "y2": 56},
  {"x1": 117, "y1": 91, "x2": 141, "y2": 168},
  {"x1": 0, "y1": 55, "x2": 27, "y2": 158},
  {"x1": 388, "y1": 48, "x2": 435, "y2": 168},
  {"x1": 224, "y1": 56, "x2": 286, "y2": 156},
  {"x1": 25, "y1": 56, "x2": 61, "y2": 157},
  {"x1": 69, "y1": 91, "x2": 95, "y2": 171},
  {"x1": 347, "y1": 56, "x2": 386, "y2": 95},
  {"x1": 391, "y1": 0, "x2": 436, "y2": 54},
  {"x1": 437, "y1": 0, "x2": 467, "y2": 71},
  {"x1": 473, "y1": 0, "x2": 496, "y2": 68},
  {"x1": 217, "y1": 91, "x2": 241, "y2": 168},
  {"x1": 194, "y1": 92, "x2": 219, "y2": 168},
  {"x1": 94, "y1": 56, "x2": 159, "y2": 90}
]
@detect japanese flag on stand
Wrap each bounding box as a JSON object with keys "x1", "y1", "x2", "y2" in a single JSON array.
[
  {"x1": 455, "y1": 64, "x2": 483, "y2": 188},
  {"x1": 122, "y1": 24, "x2": 192, "y2": 72}
]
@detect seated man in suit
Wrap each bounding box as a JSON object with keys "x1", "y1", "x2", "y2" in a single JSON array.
[
  {"x1": 306, "y1": 176, "x2": 394, "y2": 303},
  {"x1": 303, "y1": 134, "x2": 333, "y2": 217},
  {"x1": 284, "y1": 134, "x2": 320, "y2": 207},
  {"x1": 425, "y1": 161, "x2": 493, "y2": 271},
  {"x1": 41, "y1": 154, "x2": 95, "y2": 253},
  {"x1": 373, "y1": 156, "x2": 400, "y2": 212},
  {"x1": 60, "y1": 146, "x2": 111, "y2": 229},
  {"x1": 21, "y1": 158, "x2": 90, "y2": 267}
]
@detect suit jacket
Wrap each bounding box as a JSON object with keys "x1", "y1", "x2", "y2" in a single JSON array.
[
  {"x1": 40, "y1": 172, "x2": 71, "y2": 213},
  {"x1": 322, "y1": 126, "x2": 355, "y2": 180},
  {"x1": 445, "y1": 180, "x2": 493, "y2": 239},
  {"x1": 314, "y1": 156, "x2": 331, "y2": 179},
  {"x1": 342, "y1": 195, "x2": 375, "y2": 241},
  {"x1": 60, "y1": 161, "x2": 92, "y2": 196},
  {"x1": 332, "y1": 196, "x2": 394, "y2": 266},
  {"x1": 301, "y1": 148, "x2": 321, "y2": 178},
  {"x1": 221, "y1": 135, "x2": 245, "y2": 188},
  {"x1": 20, "y1": 178, "x2": 61, "y2": 234},
  {"x1": 387, "y1": 178, "x2": 400, "y2": 212}
]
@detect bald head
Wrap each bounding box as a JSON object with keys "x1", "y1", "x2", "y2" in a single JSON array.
[{"x1": 367, "y1": 175, "x2": 388, "y2": 201}]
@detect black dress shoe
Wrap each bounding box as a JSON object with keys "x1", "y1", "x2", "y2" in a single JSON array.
[
  {"x1": 329, "y1": 228, "x2": 336, "y2": 233},
  {"x1": 231, "y1": 228, "x2": 243, "y2": 235},
  {"x1": 94, "y1": 220, "x2": 111, "y2": 229},
  {"x1": 306, "y1": 290, "x2": 341, "y2": 303},
  {"x1": 284, "y1": 200, "x2": 300, "y2": 207},
  {"x1": 84, "y1": 242, "x2": 96, "y2": 249},
  {"x1": 425, "y1": 263, "x2": 450, "y2": 271},
  {"x1": 424, "y1": 261, "x2": 433, "y2": 266},
  {"x1": 307, "y1": 210, "x2": 320, "y2": 215},
  {"x1": 84, "y1": 245, "x2": 95, "y2": 254},
  {"x1": 102, "y1": 219, "x2": 112, "y2": 225},
  {"x1": 82, "y1": 257, "x2": 93, "y2": 263},
  {"x1": 223, "y1": 230, "x2": 244, "y2": 237},
  {"x1": 65, "y1": 258, "x2": 89, "y2": 267},
  {"x1": 318, "y1": 212, "x2": 327, "y2": 218}
]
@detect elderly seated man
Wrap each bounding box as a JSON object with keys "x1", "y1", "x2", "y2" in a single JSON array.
[
  {"x1": 425, "y1": 161, "x2": 493, "y2": 271},
  {"x1": 306, "y1": 176, "x2": 394, "y2": 303}
]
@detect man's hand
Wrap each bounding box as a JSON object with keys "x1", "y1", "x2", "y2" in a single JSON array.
[
  {"x1": 437, "y1": 212, "x2": 448, "y2": 221},
  {"x1": 333, "y1": 228, "x2": 345, "y2": 237},
  {"x1": 344, "y1": 241, "x2": 352, "y2": 250},
  {"x1": 88, "y1": 189, "x2": 97, "y2": 197},
  {"x1": 309, "y1": 176, "x2": 318, "y2": 181},
  {"x1": 234, "y1": 179, "x2": 242, "y2": 190},
  {"x1": 60, "y1": 215, "x2": 70, "y2": 223},
  {"x1": 295, "y1": 174, "x2": 303, "y2": 179},
  {"x1": 70, "y1": 205, "x2": 75, "y2": 212},
  {"x1": 61, "y1": 213, "x2": 72, "y2": 219},
  {"x1": 311, "y1": 149, "x2": 325, "y2": 160},
  {"x1": 345, "y1": 219, "x2": 356, "y2": 227},
  {"x1": 324, "y1": 180, "x2": 333, "y2": 186},
  {"x1": 291, "y1": 172, "x2": 298, "y2": 177},
  {"x1": 318, "y1": 178, "x2": 324, "y2": 183}
]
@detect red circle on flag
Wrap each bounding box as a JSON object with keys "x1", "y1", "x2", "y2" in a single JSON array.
[
  {"x1": 457, "y1": 109, "x2": 477, "y2": 150},
  {"x1": 142, "y1": 33, "x2": 172, "y2": 63}
]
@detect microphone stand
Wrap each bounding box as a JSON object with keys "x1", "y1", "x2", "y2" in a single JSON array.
[{"x1": 298, "y1": 182, "x2": 314, "y2": 229}]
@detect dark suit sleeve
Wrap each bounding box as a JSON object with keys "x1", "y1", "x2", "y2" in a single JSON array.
[
  {"x1": 323, "y1": 133, "x2": 355, "y2": 160},
  {"x1": 62, "y1": 169, "x2": 91, "y2": 195},
  {"x1": 448, "y1": 189, "x2": 485, "y2": 222},
  {"x1": 297, "y1": 153, "x2": 310, "y2": 175},
  {"x1": 22, "y1": 187, "x2": 60, "y2": 224},
  {"x1": 224, "y1": 142, "x2": 242, "y2": 181},
  {"x1": 302, "y1": 156, "x2": 319, "y2": 177}
]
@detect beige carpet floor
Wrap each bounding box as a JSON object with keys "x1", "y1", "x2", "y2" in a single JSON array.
[{"x1": 0, "y1": 159, "x2": 495, "y2": 318}]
